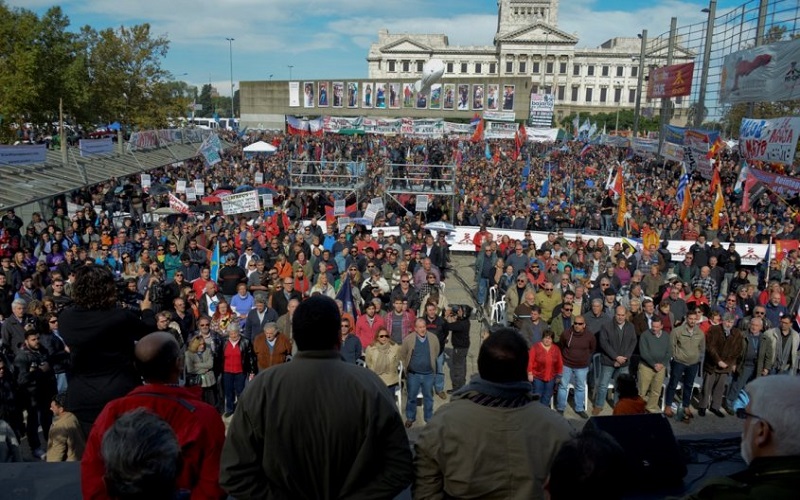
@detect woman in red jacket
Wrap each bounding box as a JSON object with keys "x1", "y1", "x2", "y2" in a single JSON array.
[{"x1": 527, "y1": 329, "x2": 563, "y2": 407}]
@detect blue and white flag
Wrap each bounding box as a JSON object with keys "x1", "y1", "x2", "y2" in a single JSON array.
[{"x1": 210, "y1": 241, "x2": 221, "y2": 282}]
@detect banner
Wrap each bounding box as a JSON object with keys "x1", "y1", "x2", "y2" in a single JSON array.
[
  {"x1": 220, "y1": 190, "x2": 260, "y2": 215},
  {"x1": 631, "y1": 138, "x2": 659, "y2": 155},
  {"x1": 303, "y1": 82, "x2": 315, "y2": 108},
  {"x1": 443, "y1": 122, "x2": 473, "y2": 136},
  {"x1": 362, "y1": 117, "x2": 402, "y2": 135},
  {"x1": 288, "y1": 82, "x2": 300, "y2": 107},
  {"x1": 747, "y1": 167, "x2": 800, "y2": 195},
  {"x1": 600, "y1": 135, "x2": 631, "y2": 148},
  {"x1": 528, "y1": 93, "x2": 555, "y2": 128},
  {"x1": 168, "y1": 193, "x2": 190, "y2": 215},
  {"x1": 720, "y1": 38, "x2": 800, "y2": 104},
  {"x1": 79, "y1": 137, "x2": 114, "y2": 157},
  {"x1": 483, "y1": 110, "x2": 515, "y2": 122},
  {"x1": 684, "y1": 130, "x2": 713, "y2": 179},
  {"x1": 660, "y1": 141, "x2": 685, "y2": 162},
  {"x1": 0, "y1": 144, "x2": 47, "y2": 165},
  {"x1": 484, "y1": 121, "x2": 518, "y2": 140},
  {"x1": 647, "y1": 62, "x2": 695, "y2": 99},
  {"x1": 739, "y1": 116, "x2": 800, "y2": 165},
  {"x1": 199, "y1": 138, "x2": 221, "y2": 166},
  {"x1": 527, "y1": 128, "x2": 559, "y2": 143}
]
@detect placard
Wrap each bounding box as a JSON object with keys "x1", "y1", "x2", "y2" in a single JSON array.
[
  {"x1": 416, "y1": 195, "x2": 429, "y2": 212},
  {"x1": 739, "y1": 116, "x2": 800, "y2": 165},
  {"x1": 221, "y1": 190, "x2": 260, "y2": 215},
  {"x1": 261, "y1": 194, "x2": 273, "y2": 207},
  {"x1": 334, "y1": 199, "x2": 346, "y2": 216},
  {"x1": 193, "y1": 180, "x2": 205, "y2": 195},
  {"x1": 186, "y1": 188, "x2": 196, "y2": 202},
  {"x1": 254, "y1": 172, "x2": 263, "y2": 184},
  {"x1": 141, "y1": 174, "x2": 151, "y2": 193},
  {"x1": 176, "y1": 180, "x2": 187, "y2": 193}
]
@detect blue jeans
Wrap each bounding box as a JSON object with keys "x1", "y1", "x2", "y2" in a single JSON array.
[
  {"x1": 434, "y1": 352, "x2": 445, "y2": 393},
  {"x1": 223, "y1": 372, "x2": 247, "y2": 414},
  {"x1": 56, "y1": 372, "x2": 68, "y2": 393},
  {"x1": 533, "y1": 378, "x2": 556, "y2": 407},
  {"x1": 595, "y1": 364, "x2": 629, "y2": 408},
  {"x1": 557, "y1": 365, "x2": 588, "y2": 412},
  {"x1": 477, "y1": 277, "x2": 489, "y2": 307},
  {"x1": 601, "y1": 214, "x2": 613, "y2": 233},
  {"x1": 406, "y1": 371, "x2": 434, "y2": 422},
  {"x1": 665, "y1": 361, "x2": 700, "y2": 409}
]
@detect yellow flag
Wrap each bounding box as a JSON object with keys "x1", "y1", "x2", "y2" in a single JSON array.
[
  {"x1": 679, "y1": 184, "x2": 692, "y2": 222},
  {"x1": 711, "y1": 184, "x2": 724, "y2": 229},
  {"x1": 617, "y1": 188, "x2": 627, "y2": 228}
]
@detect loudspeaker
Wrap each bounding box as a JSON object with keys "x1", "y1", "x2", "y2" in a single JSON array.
[{"x1": 585, "y1": 414, "x2": 687, "y2": 489}]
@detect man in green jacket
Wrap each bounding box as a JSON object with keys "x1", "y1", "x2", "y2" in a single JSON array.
[
  {"x1": 664, "y1": 310, "x2": 706, "y2": 420},
  {"x1": 682, "y1": 375, "x2": 800, "y2": 499},
  {"x1": 638, "y1": 317, "x2": 672, "y2": 413},
  {"x1": 220, "y1": 296, "x2": 413, "y2": 499}
]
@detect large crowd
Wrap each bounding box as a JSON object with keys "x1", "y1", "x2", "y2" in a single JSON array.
[{"x1": 0, "y1": 129, "x2": 799, "y2": 498}]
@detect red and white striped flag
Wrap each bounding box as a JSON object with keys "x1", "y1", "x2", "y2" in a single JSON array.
[{"x1": 168, "y1": 193, "x2": 190, "y2": 214}]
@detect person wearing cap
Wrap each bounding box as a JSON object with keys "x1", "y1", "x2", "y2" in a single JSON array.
[
  {"x1": 699, "y1": 313, "x2": 744, "y2": 417},
  {"x1": 218, "y1": 253, "x2": 247, "y2": 303}
]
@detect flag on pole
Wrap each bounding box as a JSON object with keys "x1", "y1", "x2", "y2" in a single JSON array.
[
  {"x1": 210, "y1": 241, "x2": 221, "y2": 282},
  {"x1": 540, "y1": 162, "x2": 552, "y2": 198},
  {"x1": 706, "y1": 136, "x2": 725, "y2": 160},
  {"x1": 677, "y1": 172, "x2": 692, "y2": 221},
  {"x1": 776, "y1": 240, "x2": 800, "y2": 262},
  {"x1": 470, "y1": 120, "x2": 484, "y2": 143},
  {"x1": 335, "y1": 276, "x2": 356, "y2": 316},
  {"x1": 470, "y1": 113, "x2": 481, "y2": 127},
  {"x1": 518, "y1": 123, "x2": 527, "y2": 143},
  {"x1": 741, "y1": 171, "x2": 758, "y2": 211},
  {"x1": 579, "y1": 144, "x2": 593, "y2": 159},
  {"x1": 611, "y1": 164, "x2": 624, "y2": 195},
  {"x1": 492, "y1": 146, "x2": 500, "y2": 165},
  {"x1": 711, "y1": 183, "x2": 724, "y2": 230},
  {"x1": 709, "y1": 165, "x2": 721, "y2": 195},
  {"x1": 616, "y1": 170, "x2": 627, "y2": 228},
  {"x1": 485, "y1": 143, "x2": 492, "y2": 160}
]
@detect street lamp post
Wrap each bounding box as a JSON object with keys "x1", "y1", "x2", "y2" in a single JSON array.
[
  {"x1": 633, "y1": 29, "x2": 647, "y2": 138},
  {"x1": 695, "y1": 0, "x2": 717, "y2": 128},
  {"x1": 226, "y1": 37, "x2": 235, "y2": 118},
  {"x1": 288, "y1": 65, "x2": 294, "y2": 80}
]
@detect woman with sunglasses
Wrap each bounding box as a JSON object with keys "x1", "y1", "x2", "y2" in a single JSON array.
[{"x1": 364, "y1": 327, "x2": 400, "y2": 390}]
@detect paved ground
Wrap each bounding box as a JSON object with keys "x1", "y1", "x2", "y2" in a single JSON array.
[{"x1": 405, "y1": 254, "x2": 744, "y2": 444}]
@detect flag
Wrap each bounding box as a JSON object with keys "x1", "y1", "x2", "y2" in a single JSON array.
[
  {"x1": 210, "y1": 241, "x2": 221, "y2": 282},
  {"x1": 588, "y1": 122, "x2": 597, "y2": 138},
  {"x1": 709, "y1": 165, "x2": 721, "y2": 195},
  {"x1": 336, "y1": 276, "x2": 356, "y2": 317},
  {"x1": 470, "y1": 119, "x2": 484, "y2": 143},
  {"x1": 605, "y1": 165, "x2": 616, "y2": 191},
  {"x1": 324, "y1": 202, "x2": 358, "y2": 224},
  {"x1": 470, "y1": 113, "x2": 481, "y2": 127},
  {"x1": 286, "y1": 116, "x2": 308, "y2": 135},
  {"x1": 741, "y1": 171, "x2": 758, "y2": 211},
  {"x1": 514, "y1": 129, "x2": 522, "y2": 160},
  {"x1": 579, "y1": 144, "x2": 593, "y2": 159},
  {"x1": 572, "y1": 114, "x2": 580, "y2": 136},
  {"x1": 518, "y1": 123, "x2": 527, "y2": 143},
  {"x1": 678, "y1": 173, "x2": 692, "y2": 221},
  {"x1": 711, "y1": 184, "x2": 724, "y2": 229},
  {"x1": 579, "y1": 118, "x2": 590, "y2": 134},
  {"x1": 734, "y1": 162, "x2": 749, "y2": 193},
  {"x1": 706, "y1": 136, "x2": 724, "y2": 160},
  {"x1": 540, "y1": 162, "x2": 552, "y2": 198},
  {"x1": 611, "y1": 164, "x2": 624, "y2": 195},
  {"x1": 616, "y1": 179, "x2": 627, "y2": 228},
  {"x1": 308, "y1": 117, "x2": 324, "y2": 137},
  {"x1": 485, "y1": 143, "x2": 492, "y2": 160},
  {"x1": 776, "y1": 240, "x2": 800, "y2": 262},
  {"x1": 492, "y1": 146, "x2": 500, "y2": 165}
]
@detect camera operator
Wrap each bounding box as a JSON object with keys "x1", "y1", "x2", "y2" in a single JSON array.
[
  {"x1": 14, "y1": 329, "x2": 57, "y2": 460},
  {"x1": 444, "y1": 305, "x2": 472, "y2": 393},
  {"x1": 119, "y1": 278, "x2": 143, "y2": 314}
]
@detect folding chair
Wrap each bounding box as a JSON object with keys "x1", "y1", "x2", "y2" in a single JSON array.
[
  {"x1": 491, "y1": 300, "x2": 507, "y2": 326},
  {"x1": 488, "y1": 286, "x2": 498, "y2": 310},
  {"x1": 396, "y1": 361, "x2": 404, "y2": 412}
]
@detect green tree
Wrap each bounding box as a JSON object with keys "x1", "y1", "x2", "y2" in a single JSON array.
[{"x1": 196, "y1": 84, "x2": 213, "y2": 118}]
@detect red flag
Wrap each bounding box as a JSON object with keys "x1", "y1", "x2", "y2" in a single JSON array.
[
  {"x1": 776, "y1": 240, "x2": 800, "y2": 262},
  {"x1": 492, "y1": 146, "x2": 500, "y2": 165},
  {"x1": 611, "y1": 165, "x2": 624, "y2": 195},
  {"x1": 679, "y1": 183, "x2": 692, "y2": 222},
  {"x1": 709, "y1": 166, "x2": 721, "y2": 195},
  {"x1": 706, "y1": 136, "x2": 724, "y2": 160},
  {"x1": 325, "y1": 203, "x2": 358, "y2": 224},
  {"x1": 513, "y1": 130, "x2": 522, "y2": 161},
  {"x1": 711, "y1": 184, "x2": 724, "y2": 230},
  {"x1": 740, "y1": 173, "x2": 758, "y2": 211},
  {"x1": 470, "y1": 120, "x2": 484, "y2": 143},
  {"x1": 518, "y1": 123, "x2": 527, "y2": 143}
]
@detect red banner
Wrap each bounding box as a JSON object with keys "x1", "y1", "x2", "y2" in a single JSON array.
[{"x1": 647, "y1": 62, "x2": 695, "y2": 99}]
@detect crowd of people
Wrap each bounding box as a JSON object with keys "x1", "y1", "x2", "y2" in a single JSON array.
[{"x1": 0, "y1": 127, "x2": 798, "y2": 498}]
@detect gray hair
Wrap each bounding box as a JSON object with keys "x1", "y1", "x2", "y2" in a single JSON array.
[
  {"x1": 11, "y1": 299, "x2": 26, "y2": 309},
  {"x1": 747, "y1": 375, "x2": 800, "y2": 456},
  {"x1": 226, "y1": 322, "x2": 241, "y2": 334},
  {"x1": 101, "y1": 408, "x2": 180, "y2": 499},
  {"x1": 591, "y1": 298, "x2": 603, "y2": 307},
  {"x1": 722, "y1": 312, "x2": 737, "y2": 323},
  {"x1": 263, "y1": 322, "x2": 278, "y2": 334}
]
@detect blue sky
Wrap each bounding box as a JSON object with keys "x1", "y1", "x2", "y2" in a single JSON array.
[{"x1": 12, "y1": 0, "x2": 744, "y2": 96}]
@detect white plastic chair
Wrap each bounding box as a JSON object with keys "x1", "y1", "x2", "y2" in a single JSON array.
[
  {"x1": 491, "y1": 300, "x2": 507, "y2": 326},
  {"x1": 396, "y1": 361, "x2": 404, "y2": 412},
  {"x1": 439, "y1": 281, "x2": 445, "y2": 294},
  {"x1": 488, "y1": 286, "x2": 498, "y2": 309},
  {"x1": 661, "y1": 357, "x2": 705, "y2": 411}
]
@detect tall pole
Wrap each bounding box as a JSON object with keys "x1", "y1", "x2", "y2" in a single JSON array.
[
  {"x1": 59, "y1": 98, "x2": 67, "y2": 165},
  {"x1": 288, "y1": 65, "x2": 294, "y2": 80},
  {"x1": 633, "y1": 29, "x2": 647, "y2": 137},
  {"x1": 657, "y1": 18, "x2": 677, "y2": 158},
  {"x1": 695, "y1": 0, "x2": 717, "y2": 128},
  {"x1": 541, "y1": 31, "x2": 550, "y2": 93},
  {"x1": 226, "y1": 37, "x2": 235, "y2": 118}
]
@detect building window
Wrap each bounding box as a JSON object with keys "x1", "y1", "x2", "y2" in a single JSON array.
[
  {"x1": 416, "y1": 61, "x2": 424, "y2": 72},
  {"x1": 571, "y1": 86, "x2": 579, "y2": 102},
  {"x1": 532, "y1": 84, "x2": 539, "y2": 94},
  {"x1": 519, "y1": 61, "x2": 527, "y2": 73},
  {"x1": 446, "y1": 62, "x2": 454, "y2": 73},
  {"x1": 533, "y1": 62, "x2": 540, "y2": 74},
  {"x1": 601, "y1": 66, "x2": 609, "y2": 77},
  {"x1": 506, "y1": 61, "x2": 513, "y2": 73},
  {"x1": 475, "y1": 63, "x2": 482, "y2": 74},
  {"x1": 546, "y1": 62, "x2": 554, "y2": 74},
  {"x1": 557, "y1": 85, "x2": 566, "y2": 101},
  {"x1": 628, "y1": 88, "x2": 636, "y2": 103},
  {"x1": 631, "y1": 66, "x2": 638, "y2": 78},
  {"x1": 544, "y1": 85, "x2": 552, "y2": 94},
  {"x1": 587, "y1": 65, "x2": 595, "y2": 76},
  {"x1": 461, "y1": 62, "x2": 468, "y2": 74},
  {"x1": 400, "y1": 61, "x2": 408, "y2": 72},
  {"x1": 559, "y1": 62, "x2": 567, "y2": 74},
  {"x1": 600, "y1": 88, "x2": 607, "y2": 102},
  {"x1": 388, "y1": 60, "x2": 396, "y2": 72},
  {"x1": 585, "y1": 87, "x2": 593, "y2": 102},
  {"x1": 614, "y1": 87, "x2": 622, "y2": 103},
  {"x1": 489, "y1": 63, "x2": 496, "y2": 74},
  {"x1": 616, "y1": 66, "x2": 624, "y2": 77},
  {"x1": 573, "y1": 64, "x2": 581, "y2": 76}
]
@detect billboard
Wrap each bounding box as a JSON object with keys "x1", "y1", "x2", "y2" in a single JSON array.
[
  {"x1": 647, "y1": 62, "x2": 694, "y2": 99},
  {"x1": 720, "y1": 38, "x2": 800, "y2": 104}
]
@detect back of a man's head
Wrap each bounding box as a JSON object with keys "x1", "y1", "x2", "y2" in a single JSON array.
[
  {"x1": 293, "y1": 295, "x2": 341, "y2": 351},
  {"x1": 547, "y1": 428, "x2": 625, "y2": 500},
  {"x1": 134, "y1": 332, "x2": 181, "y2": 383},
  {"x1": 745, "y1": 375, "x2": 800, "y2": 457},
  {"x1": 478, "y1": 328, "x2": 528, "y2": 383},
  {"x1": 102, "y1": 408, "x2": 181, "y2": 500}
]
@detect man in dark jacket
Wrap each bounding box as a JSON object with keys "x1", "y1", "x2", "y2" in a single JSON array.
[
  {"x1": 556, "y1": 316, "x2": 596, "y2": 418},
  {"x1": 14, "y1": 330, "x2": 57, "y2": 460},
  {"x1": 220, "y1": 296, "x2": 413, "y2": 499},
  {"x1": 699, "y1": 313, "x2": 744, "y2": 417},
  {"x1": 593, "y1": 306, "x2": 637, "y2": 415},
  {"x1": 444, "y1": 305, "x2": 470, "y2": 392},
  {"x1": 217, "y1": 254, "x2": 246, "y2": 302},
  {"x1": 271, "y1": 277, "x2": 303, "y2": 317}
]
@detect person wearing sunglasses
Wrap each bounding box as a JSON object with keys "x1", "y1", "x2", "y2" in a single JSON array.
[
  {"x1": 364, "y1": 327, "x2": 400, "y2": 389},
  {"x1": 685, "y1": 376, "x2": 800, "y2": 500}
]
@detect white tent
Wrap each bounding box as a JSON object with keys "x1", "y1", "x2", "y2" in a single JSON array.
[{"x1": 243, "y1": 141, "x2": 277, "y2": 153}]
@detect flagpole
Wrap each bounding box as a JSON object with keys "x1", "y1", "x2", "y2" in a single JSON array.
[{"x1": 766, "y1": 235, "x2": 773, "y2": 286}]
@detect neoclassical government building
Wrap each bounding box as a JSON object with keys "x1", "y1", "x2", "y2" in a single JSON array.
[{"x1": 239, "y1": 0, "x2": 694, "y2": 130}]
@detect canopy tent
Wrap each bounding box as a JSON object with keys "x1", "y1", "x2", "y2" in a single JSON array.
[{"x1": 243, "y1": 141, "x2": 277, "y2": 153}]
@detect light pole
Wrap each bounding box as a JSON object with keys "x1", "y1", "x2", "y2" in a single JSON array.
[
  {"x1": 633, "y1": 29, "x2": 647, "y2": 137},
  {"x1": 695, "y1": 0, "x2": 717, "y2": 128},
  {"x1": 288, "y1": 65, "x2": 294, "y2": 80},
  {"x1": 541, "y1": 30, "x2": 550, "y2": 94},
  {"x1": 225, "y1": 37, "x2": 235, "y2": 118}
]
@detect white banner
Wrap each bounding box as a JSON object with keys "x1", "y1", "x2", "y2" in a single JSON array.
[
  {"x1": 176, "y1": 180, "x2": 187, "y2": 193},
  {"x1": 416, "y1": 195, "x2": 429, "y2": 212},
  {"x1": 79, "y1": 137, "x2": 114, "y2": 157},
  {"x1": 443, "y1": 122, "x2": 473, "y2": 136},
  {"x1": 527, "y1": 128, "x2": 559, "y2": 143},
  {"x1": 739, "y1": 116, "x2": 800, "y2": 165},
  {"x1": 483, "y1": 110, "x2": 516, "y2": 122},
  {"x1": 0, "y1": 144, "x2": 47, "y2": 166},
  {"x1": 334, "y1": 199, "x2": 346, "y2": 216},
  {"x1": 141, "y1": 174, "x2": 151, "y2": 193},
  {"x1": 193, "y1": 180, "x2": 205, "y2": 196},
  {"x1": 288, "y1": 82, "x2": 300, "y2": 107},
  {"x1": 484, "y1": 121, "x2": 518, "y2": 139},
  {"x1": 221, "y1": 190, "x2": 260, "y2": 215},
  {"x1": 720, "y1": 38, "x2": 800, "y2": 104},
  {"x1": 660, "y1": 141, "x2": 685, "y2": 162},
  {"x1": 631, "y1": 138, "x2": 659, "y2": 155},
  {"x1": 186, "y1": 188, "x2": 196, "y2": 202}
]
